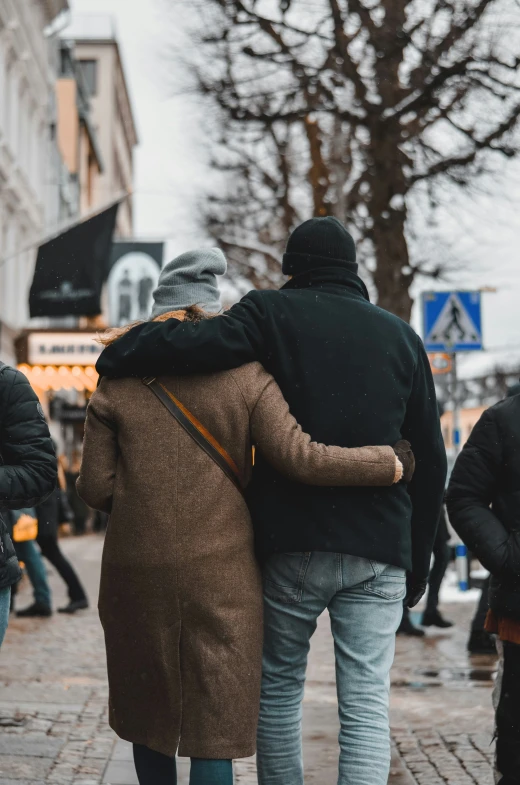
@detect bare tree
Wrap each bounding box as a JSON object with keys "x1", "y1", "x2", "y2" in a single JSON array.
[{"x1": 183, "y1": 0, "x2": 520, "y2": 320}]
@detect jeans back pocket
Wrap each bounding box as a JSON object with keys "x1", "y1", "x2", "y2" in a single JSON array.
[
  {"x1": 263, "y1": 552, "x2": 312, "y2": 604},
  {"x1": 364, "y1": 563, "x2": 406, "y2": 600}
]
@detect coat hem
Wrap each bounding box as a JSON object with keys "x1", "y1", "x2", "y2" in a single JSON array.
[
  {"x1": 178, "y1": 739, "x2": 256, "y2": 760},
  {"x1": 109, "y1": 720, "x2": 181, "y2": 760},
  {"x1": 109, "y1": 721, "x2": 256, "y2": 761}
]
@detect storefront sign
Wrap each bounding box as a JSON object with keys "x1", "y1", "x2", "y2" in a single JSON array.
[
  {"x1": 27, "y1": 333, "x2": 101, "y2": 366},
  {"x1": 107, "y1": 241, "x2": 163, "y2": 326}
]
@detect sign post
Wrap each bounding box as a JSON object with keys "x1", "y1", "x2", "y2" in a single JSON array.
[{"x1": 423, "y1": 291, "x2": 483, "y2": 592}]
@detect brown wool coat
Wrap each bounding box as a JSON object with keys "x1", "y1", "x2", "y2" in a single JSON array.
[{"x1": 77, "y1": 362, "x2": 397, "y2": 759}]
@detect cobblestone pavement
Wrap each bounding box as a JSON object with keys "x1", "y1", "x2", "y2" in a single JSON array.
[{"x1": 0, "y1": 535, "x2": 497, "y2": 784}]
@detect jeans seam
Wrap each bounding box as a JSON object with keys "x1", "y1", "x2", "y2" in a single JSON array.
[
  {"x1": 369, "y1": 559, "x2": 383, "y2": 579},
  {"x1": 264, "y1": 552, "x2": 312, "y2": 603},
  {"x1": 336, "y1": 553, "x2": 342, "y2": 593},
  {"x1": 296, "y1": 553, "x2": 311, "y2": 601}
]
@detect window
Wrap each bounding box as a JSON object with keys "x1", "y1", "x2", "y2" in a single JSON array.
[
  {"x1": 87, "y1": 152, "x2": 95, "y2": 207},
  {"x1": 79, "y1": 60, "x2": 98, "y2": 96}
]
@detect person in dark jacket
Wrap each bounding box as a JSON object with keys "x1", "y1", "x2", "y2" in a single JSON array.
[
  {"x1": 399, "y1": 405, "x2": 453, "y2": 636},
  {"x1": 14, "y1": 442, "x2": 88, "y2": 618},
  {"x1": 96, "y1": 218, "x2": 447, "y2": 784},
  {"x1": 422, "y1": 505, "x2": 453, "y2": 628},
  {"x1": 398, "y1": 505, "x2": 453, "y2": 637},
  {"x1": 0, "y1": 362, "x2": 57, "y2": 644},
  {"x1": 36, "y1": 486, "x2": 89, "y2": 614},
  {"x1": 447, "y1": 385, "x2": 520, "y2": 784}
]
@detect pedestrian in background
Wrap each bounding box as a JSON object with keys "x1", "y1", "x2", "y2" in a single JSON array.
[
  {"x1": 80, "y1": 248, "x2": 412, "y2": 785},
  {"x1": 467, "y1": 575, "x2": 495, "y2": 655},
  {"x1": 36, "y1": 459, "x2": 89, "y2": 613},
  {"x1": 12, "y1": 507, "x2": 53, "y2": 618},
  {"x1": 397, "y1": 504, "x2": 453, "y2": 637},
  {"x1": 63, "y1": 452, "x2": 89, "y2": 535},
  {"x1": 422, "y1": 504, "x2": 453, "y2": 629},
  {"x1": 447, "y1": 383, "x2": 520, "y2": 783},
  {"x1": 0, "y1": 361, "x2": 57, "y2": 642}
]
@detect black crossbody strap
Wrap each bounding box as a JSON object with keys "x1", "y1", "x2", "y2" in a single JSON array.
[{"x1": 142, "y1": 377, "x2": 245, "y2": 497}]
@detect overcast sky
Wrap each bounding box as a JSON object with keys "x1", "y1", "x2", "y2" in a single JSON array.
[{"x1": 68, "y1": 0, "x2": 520, "y2": 377}]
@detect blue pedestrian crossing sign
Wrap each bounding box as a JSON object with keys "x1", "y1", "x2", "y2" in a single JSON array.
[{"x1": 422, "y1": 291, "x2": 482, "y2": 352}]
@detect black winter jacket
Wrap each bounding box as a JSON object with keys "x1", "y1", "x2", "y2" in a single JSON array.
[
  {"x1": 36, "y1": 488, "x2": 60, "y2": 540},
  {"x1": 36, "y1": 486, "x2": 74, "y2": 540},
  {"x1": 447, "y1": 395, "x2": 520, "y2": 620},
  {"x1": 0, "y1": 363, "x2": 57, "y2": 589},
  {"x1": 97, "y1": 268, "x2": 447, "y2": 580}
]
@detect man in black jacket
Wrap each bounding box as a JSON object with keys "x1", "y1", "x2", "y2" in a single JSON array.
[
  {"x1": 447, "y1": 386, "x2": 520, "y2": 784},
  {"x1": 0, "y1": 362, "x2": 57, "y2": 644},
  {"x1": 97, "y1": 218, "x2": 446, "y2": 783}
]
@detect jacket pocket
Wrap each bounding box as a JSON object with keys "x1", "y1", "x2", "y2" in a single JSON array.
[
  {"x1": 364, "y1": 563, "x2": 406, "y2": 600},
  {"x1": 263, "y1": 552, "x2": 312, "y2": 604},
  {"x1": 0, "y1": 517, "x2": 11, "y2": 569},
  {"x1": 0, "y1": 533, "x2": 6, "y2": 569}
]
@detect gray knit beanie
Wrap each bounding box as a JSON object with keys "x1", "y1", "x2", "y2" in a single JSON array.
[{"x1": 151, "y1": 248, "x2": 227, "y2": 318}]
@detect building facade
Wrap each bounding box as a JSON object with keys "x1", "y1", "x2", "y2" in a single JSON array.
[
  {"x1": 55, "y1": 38, "x2": 104, "y2": 217},
  {"x1": 0, "y1": 0, "x2": 69, "y2": 361},
  {"x1": 62, "y1": 14, "x2": 138, "y2": 236}
]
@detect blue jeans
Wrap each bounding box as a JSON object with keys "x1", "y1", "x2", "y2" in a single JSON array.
[
  {"x1": 14, "y1": 541, "x2": 52, "y2": 608},
  {"x1": 0, "y1": 587, "x2": 10, "y2": 648},
  {"x1": 257, "y1": 552, "x2": 406, "y2": 785}
]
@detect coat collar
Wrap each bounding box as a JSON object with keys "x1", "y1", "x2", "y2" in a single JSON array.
[{"x1": 281, "y1": 267, "x2": 370, "y2": 302}]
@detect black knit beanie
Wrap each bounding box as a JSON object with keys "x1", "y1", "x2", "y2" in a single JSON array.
[{"x1": 282, "y1": 216, "x2": 357, "y2": 276}]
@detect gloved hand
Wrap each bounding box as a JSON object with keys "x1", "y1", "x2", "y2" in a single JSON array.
[
  {"x1": 393, "y1": 440, "x2": 415, "y2": 483},
  {"x1": 405, "y1": 574, "x2": 428, "y2": 608}
]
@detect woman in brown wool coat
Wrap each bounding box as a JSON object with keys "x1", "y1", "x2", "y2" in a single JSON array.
[{"x1": 78, "y1": 249, "x2": 411, "y2": 785}]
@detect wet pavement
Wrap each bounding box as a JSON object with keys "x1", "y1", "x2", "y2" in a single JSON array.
[
  {"x1": 390, "y1": 607, "x2": 496, "y2": 784},
  {"x1": 0, "y1": 535, "x2": 496, "y2": 784}
]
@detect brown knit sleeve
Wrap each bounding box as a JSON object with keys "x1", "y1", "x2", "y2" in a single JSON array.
[
  {"x1": 76, "y1": 380, "x2": 119, "y2": 512},
  {"x1": 246, "y1": 370, "x2": 398, "y2": 487}
]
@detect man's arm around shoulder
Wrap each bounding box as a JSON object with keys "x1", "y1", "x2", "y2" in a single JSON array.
[{"x1": 96, "y1": 290, "x2": 270, "y2": 378}]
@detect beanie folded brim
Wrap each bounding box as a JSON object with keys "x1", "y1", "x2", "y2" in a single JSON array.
[{"x1": 282, "y1": 252, "x2": 358, "y2": 276}]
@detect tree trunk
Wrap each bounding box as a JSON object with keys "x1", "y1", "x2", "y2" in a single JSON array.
[
  {"x1": 372, "y1": 219, "x2": 413, "y2": 323},
  {"x1": 369, "y1": 158, "x2": 413, "y2": 322},
  {"x1": 304, "y1": 117, "x2": 332, "y2": 217},
  {"x1": 368, "y1": 118, "x2": 413, "y2": 323},
  {"x1": 330, "y1": 117, "x2": 349, "y2": 222},
  {"x1": 366, "y1": 1, "x2": 414, "y2": 322},
  {"x1": 371, "y1": 202, "x2": 414, "y2": 323}
]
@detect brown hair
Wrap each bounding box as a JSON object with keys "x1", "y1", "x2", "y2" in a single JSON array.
[{"x1": 97, "y1": 305, "x2": 211, "y2": 346}]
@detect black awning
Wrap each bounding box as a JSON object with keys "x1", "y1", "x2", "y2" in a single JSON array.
[{"x1": 29, "y1": 204, "x2": 118, "y2": 318}]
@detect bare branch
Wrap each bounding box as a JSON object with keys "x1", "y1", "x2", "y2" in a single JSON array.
[
  {"x1": 388, "y1": 56, "x2": 475, "y2": 119},
  {"x1": 327, "y1": 0, "x2": 371, "y2": 110},
  {"x1": 408, "y1": 0, "x2": 496, "y2": 90},
  {"x1": 410, "y1": 101, "x2": 520, "y2": 183}
]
